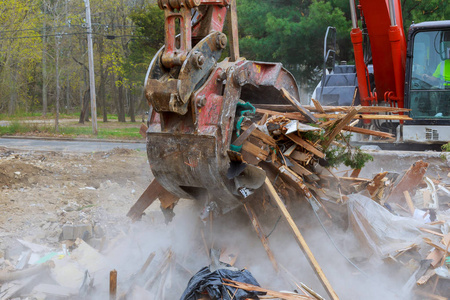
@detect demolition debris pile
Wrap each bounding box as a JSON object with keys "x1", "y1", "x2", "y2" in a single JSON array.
[{"x1": 1, "y1": 95, "x2": 450, "y2": 299}]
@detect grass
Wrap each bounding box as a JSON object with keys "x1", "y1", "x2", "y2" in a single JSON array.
[{"x1": 0, "y1": 119, "x2": 144, "y2": 140}]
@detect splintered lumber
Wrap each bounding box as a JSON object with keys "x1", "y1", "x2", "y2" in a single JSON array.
[
  {"x1": 322, "y1": 107, "x2": 359, "y2": 149},
  {"x1": 110, "y1": 270, "x2": 117, "y2": 300},
  {"x1": 313, "y1": 113, "x2": 412, "y2": 121},
  {"x1": 137, "y1": 252, "x2": 156, "y2": 277},
  {"x1": 139, "y1": 123, "x2": 148, "y2": 138},
  {"x1": 281, "y1": 88, "x2": 318, "y2": 123},
  {"x1": 233, "y1": 123, "x2": 258, "y2": 146},
  {"x1": 342, "y1": 126, "x2": 394, "y2": 138},
  {"x1": 286, "y1": 134, "x2": 325, "y2": 159},
  {"x1": 289, "y1": 150, "x2": 311, "y2": 162},
  {"x1": 264, "y1": 178, "x2": 340, "y2": 300},
  {"x1": 385, "y1": 160, "x2": 429, "y2": 204},
  {"x1": 127, "y1": 179, "x2": 180, "y2": 221},
  {"x1": 311, "y1": 99, "x2": 325, "y2": 114},
  {"x1": 253, "y1": 104, "x2": 411, "y2": 113},
  {"x1": 222, "y1": 278, "x2": 315, "y2": 300},
  {"x1": 256, "y1": 108, "x2": 308, "y2": 121},
  {"x1": 145, "y1": 250, "x2": 173, "y2": 289},
  {"x1": 242, "y1": 124, "x2": 277, "y2": 147},
  {"x1": 244, "y1": 203, "x2": 279, "y2": 272},
  {"x1": 0, "y1": 261, "x2": 54, "y2": 282},
  {"x1": 403, "y1": 191, "x2": 415, "y2": 215},
  {"x1": 242, "y1": 140, "x2": 269, "y2": 160},
  {"x1": 279, "y1": 166, "x2": 313, "y2": 198},
  {"x1": 423, "y1": 238, "x2": 447, "y2": 252},
  {"x1": 419, "y1": 228, "x2": 444, "y2": 237},
  {"x1": 287, "y1": 158, "x2": 313, "y2": 176},
  {"x1": 300, "y1": 282, "x2": 326, "y2": 300},
  {"x1": 255, "y1": 108, "x2": 412, "y2": 121},
  {"x1": 367, "y1": 171, "x2": 388, "y2": 198},
  {"x1": 414, "y1": 290, "x2": 448, "y2": 300}
]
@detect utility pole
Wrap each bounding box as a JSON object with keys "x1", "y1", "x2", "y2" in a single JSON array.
[{"x1": 84, "y1": 0, "x2": 98, "y2": 135}]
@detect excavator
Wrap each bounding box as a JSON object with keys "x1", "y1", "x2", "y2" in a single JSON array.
[
  {"x1": 315, "y1": 0, "x2": 450, "y2": 144},
  {"x1": 130, "y1": 0, "x2": 303, "y2": 215}
]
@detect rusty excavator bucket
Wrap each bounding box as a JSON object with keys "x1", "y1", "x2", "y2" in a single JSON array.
[{"x1": 127, "y1": 0, "x2": 301, "y2": 219}]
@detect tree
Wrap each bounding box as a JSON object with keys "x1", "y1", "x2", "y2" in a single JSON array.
[{"x1": 237, "y1": 0, "x2": 350, "y2": 90}]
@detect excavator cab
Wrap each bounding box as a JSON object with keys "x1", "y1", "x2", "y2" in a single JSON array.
[
  {"x1": 407, "y1": 26, "x2": 450, "y2": 120},
  {"x1": 403, "y1": 22, "x2": 450, "y2": 142}
]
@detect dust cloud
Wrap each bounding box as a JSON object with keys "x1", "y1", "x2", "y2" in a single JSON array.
[{"x1": 91, "y1": 194, "x2": 414, "y2": 299}]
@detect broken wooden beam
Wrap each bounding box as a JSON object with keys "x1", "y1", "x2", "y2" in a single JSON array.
[
  {"x1": 233, "y1": 123, "x2": 258, "y2": 146},
  {"x1": 385, "y1": 160, "x2": 428, "y2": 204},
  {"x1": 264, "y1": 177, "x2": 340, "y2": 300},
  {"x1": 244, "y1": 203, "x2": 279, "y2": 272},
  {"x1": 222, "y1": 278, "x2": 315, "y2": 300},
  {"x1": 110, "y1": 269, "x2": 117, "y2": 300},
  {"x1": 321, "y1": 107, "x2": 359, "y2": 149},
  {"x1": 127, "y1": 179, "x2": 180, "y2": 221},
  {"x1": 253, "y1": 104, "x2": 411, "y2": 113},
  {"x1": 281, "y1": 88, "x2": 318, "y2": 123},
  {"x1": 255, "y1": 108, "x2": 412, "y2": 121},
  {"x1": 286, "y1": 134, "x2": 325, "y2": 159},
  {"x1": 342, "y1": 125, "x2": 394, "y2": 138}
]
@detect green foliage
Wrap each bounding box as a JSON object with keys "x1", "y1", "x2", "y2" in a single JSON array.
[
  {"x1": 325, "y1": 144, "x2": 373, "y2": 169},
  {"x1": 124, "y1": 4, "x2": 165, "y2": 87},
  {"x1": 402, "y1": 0, "x2": 450, "y2": 29},
  {"x1": 0, "y1": 121, "x2": 52, "y2": 135},
  {"x1": 238, "y1": 0, "x2": 351, "y2": 85},
  {"x1": 442, "y1": 142, "x2": 450, "y2": 152},
  {"x1": 0, "y1": 119, "x2": 142, "y2": 140}
]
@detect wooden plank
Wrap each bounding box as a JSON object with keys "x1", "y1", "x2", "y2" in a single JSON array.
[
  {"x1": 258, "y1": 113, "x2": 269, "y2": 125},
  {"x1": 226, "y1": 0, "x2": 239, "y2": 61},
  {"x1": 385, "y1": 160, "x2": 428, "y2": 204},
  {"x1": 127, "y1": 179, "x2": 179, "y2": 221},
  {"x1": 366, "y1": 172, "x2": 388, "y2": 197},
  {"x1": 256, "y1": 108, "x2": 307, "y2": 121},
  {"x1": 233, "y1": 123, "x2": 257, "y2": 146},
  {"x1": 281, "y1": 88, "x2": 318, "y2": 123},
  {"x1": 263, "y1": 178, "x2": 340, "y2": 300},
  {"x1": 255, "y1": 108, "x2": 412, "y2": 121},
  {"x1": 244, "y1": 203, "x2": 279, "y2": 272},
  {"x1": 110, "y1": 270, "x2": 117, "y2": 300},
  {"x1": 403, "y1": 191, "x2": 415, "y2": 215},
  {"x1": 139, "y1": 123, "x2": 148, "y2": 138},
  {"x1": 311, "y1": 99, "x2": 325, "y2": 114},
  {"x1": 322, "y1": 107, "x2": 359, "y2": 149},
  {"x1": 278, "y1": 166, "x2": 313, "y2": 199},
  {"x1": 223, "y1": 279, "x2": 315, "y2": 300},
  {"x1": 241, "y1": 125, "x2": 277, "y2": 147},
  {"x1": 423, "y1": 238, "x2": 446, "y2": 252},
  {"x1": 283, "y1": 144, "x2": 297, "y2": 157},
  {"x1": 287, "y1": 157, "x2": 313, "y2": 176},
  {"x1": 289, "y1": 150, "x2": 311, "y2": 162},
  {"x1": 350, "y1": 169, "x2": 361, "y2": 178},
  {"x1": 419, "y1": 228, "x2": 444, "y2": 237},
  {"x1": 313, "y1": 113, "x2": 413, "y2": 121},
  {"x1": 242, "y1": 141, "x2": 269, "y2": 161},
  {"x1": 342, "y1": 126, "x2": 394, "y2": 138},
  {"x1": 414, "y1": 290, "x2": 447, "y2": 300},
  {"x1": 286, "y1": 133, "x2": 324, "y2": 159},
  {"x1": 253, "y1": 104, "x2": 411, "y2": 113}
]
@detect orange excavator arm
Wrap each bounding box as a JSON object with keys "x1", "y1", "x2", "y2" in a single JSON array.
[{"x1": 350, "y1": 0, "x2": 407, "y2": 108}]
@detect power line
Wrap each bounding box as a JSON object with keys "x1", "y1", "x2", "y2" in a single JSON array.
[
  {"x1": 0, "y1": 32, "x2": 149, "y2": 40},
  {"x1": 0, "y1": 24, "x2": 137, "y2": 34}
]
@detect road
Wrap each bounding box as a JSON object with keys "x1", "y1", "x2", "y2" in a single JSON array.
[{"x1": 0, "y1": 137, "x2": 146, "y2": 152}]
